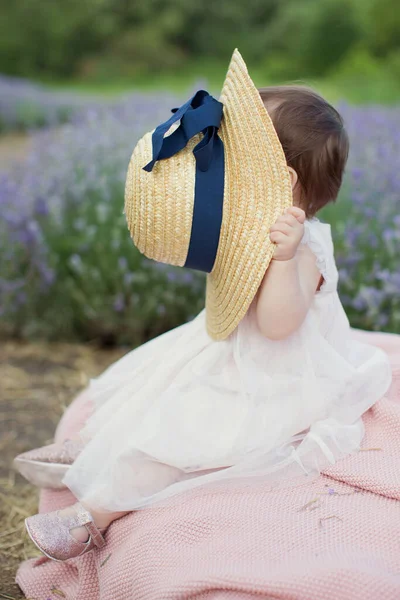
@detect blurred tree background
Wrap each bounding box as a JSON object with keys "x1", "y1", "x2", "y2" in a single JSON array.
[{"x1": 1, "y1": 0, "x2": 399, "y2": 99}]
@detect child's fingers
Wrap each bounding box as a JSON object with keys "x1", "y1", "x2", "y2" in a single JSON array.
[
  {"x1": 286, "y1": 206, "x2": 306, "y2": 223},
  {"x1": 269, "y1": 231, "x2": 287, "y2": 244},
  {"x1": 270, "y1": 222, "x2": 291, "y2": 236},
  {"x1": 275, "y1": 214, "x2": 299, "y2": 227}
]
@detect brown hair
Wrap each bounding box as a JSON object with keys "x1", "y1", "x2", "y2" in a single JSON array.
[{"x1": 258, "y1": 85, "x2": 349, "y2": 217}]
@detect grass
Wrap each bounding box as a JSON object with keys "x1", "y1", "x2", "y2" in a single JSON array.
[
  {"x1": 36, "y1": 59, "x2": 400, "y2": 105},
  {"x1": 0, "y1": 341, "x2": 126, "y2": 599}
]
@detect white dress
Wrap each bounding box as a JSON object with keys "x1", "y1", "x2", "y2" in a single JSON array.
[{"x1": 64, "y1": 218, "x2": 392, "y2": 512}]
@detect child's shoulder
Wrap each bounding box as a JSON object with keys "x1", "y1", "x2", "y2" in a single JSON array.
[
  {"x1": 305, "y1": 216, "x2": 331, "y2": 230},
  {"x1": 299, "y1": 218, "x2": 332, "y2": 264},
  {"x1": 303, "y1": 217, "x2": 333, "y2": 247},
  {"x1": 301, "y1": 217, "x2": 338, "y2": 292}
]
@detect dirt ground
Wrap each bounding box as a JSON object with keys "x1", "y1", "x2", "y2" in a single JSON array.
[
  {"x1": 0, "y1": 341, "x2": 126, "y2": 600},
  {"x1": 0, "y1": 133, "x2": 33, "y2": 170}
]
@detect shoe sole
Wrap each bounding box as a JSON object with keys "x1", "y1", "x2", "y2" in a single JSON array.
[{"x1": 14, "y1": 458, "x2": 69, "y2": 489}]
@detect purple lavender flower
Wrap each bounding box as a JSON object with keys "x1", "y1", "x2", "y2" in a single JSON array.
[
  {"x1": 118, "y1": 257, "x2": 128, "y2": 270},
  {"x1": 167, "y1": 271, "x2": 178, "y2": 282},
  {"x1": 113, "y1": 294, "x2": 125, "y2": 312},
  {"x1": 157, "y1": 304, "x2": 166, "y2": 316}
]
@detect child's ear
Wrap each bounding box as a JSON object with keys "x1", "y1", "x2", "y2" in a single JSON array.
[{"x1": 287, "y1": 166, "x2": 298, "y2": 191}]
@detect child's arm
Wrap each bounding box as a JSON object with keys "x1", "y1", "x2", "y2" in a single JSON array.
[{"x1": 256, "y1": 207, "x2": 322, "y2": 341}]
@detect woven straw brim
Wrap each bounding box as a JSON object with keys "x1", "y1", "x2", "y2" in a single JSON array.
[{"x1": 205, "y1": 49, "x2": 293, "y2": 340}]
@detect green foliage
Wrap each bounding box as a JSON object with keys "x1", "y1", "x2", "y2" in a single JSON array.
[
  {"x1": 0, "y1": 0, "x2": 109, "y2": 77},
  {"x1": 327, "y1": 47, "x2": 400, "y2": 104},
  {"x1": 0, "y1": 0, "x2": 399, "y2": 85},
  {"x1": 261, "y1": 0, "x2": 361, "y2": 78},
  {"x1": 367, "y1": 0, "x2": 400, "y2": 57}
]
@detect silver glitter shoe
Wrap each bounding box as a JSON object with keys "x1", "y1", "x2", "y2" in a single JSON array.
[
  {"x1": 14, "y1": 439, "x2": 84, "y2": 489},
  {"x1": 25, "y1": 503, "x2": 106, "y2": 562}
]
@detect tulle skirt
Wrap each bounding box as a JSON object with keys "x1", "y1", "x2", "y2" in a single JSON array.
[{"x1": 63, "y1": 301, "x2": 392, "y2": 512}]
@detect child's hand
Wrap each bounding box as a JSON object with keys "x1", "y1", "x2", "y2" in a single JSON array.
[{"x1": 269, "y1": 207, "x2": 306, "y2": 261}]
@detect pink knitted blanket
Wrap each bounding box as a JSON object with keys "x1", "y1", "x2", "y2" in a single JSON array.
[{"x1": 17, "y1": 329, "x2": 400, "y2": 600}]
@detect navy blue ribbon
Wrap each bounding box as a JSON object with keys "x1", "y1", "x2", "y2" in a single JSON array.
[{"x1": 143, "y1": 90, "x2": 224, "y2": 273}]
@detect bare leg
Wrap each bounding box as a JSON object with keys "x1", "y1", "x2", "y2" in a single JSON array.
[
  {"x1": 58, "y1": 455, "x2": 189, "y2": 541},
  {"x1": 85, "y1": 505, "x2": 129, "y2": 529},
  {"x1": 57, "y1": 447, "x2": 191, "y2": 542},
  {"x1": 59, "y1": 503, "x2": 129, "y2": 542}
]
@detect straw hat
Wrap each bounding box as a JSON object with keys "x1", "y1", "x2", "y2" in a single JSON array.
[{"x1": 124, "y1": 48, "x2": 292, "y2": 340}]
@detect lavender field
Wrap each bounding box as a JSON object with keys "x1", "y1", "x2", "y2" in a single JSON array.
[
  {"x1": 0, "y1": 83, "x2": 399, "y2": 344},
  {"x1": 0, "y1": 75, "x2": 101, "y2": 132}
]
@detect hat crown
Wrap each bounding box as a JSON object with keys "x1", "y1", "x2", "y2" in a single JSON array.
[
  {"x1": 125, "y1": 128, "x2": 200, "y2": 267},
  {"x1": 125, "y1": 90, "x2": 224, "y2": 271}
]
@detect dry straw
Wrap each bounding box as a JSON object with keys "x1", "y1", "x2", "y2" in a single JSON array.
[{"x1": 125, "y1": 49, "x2": 292, "y2": 340}]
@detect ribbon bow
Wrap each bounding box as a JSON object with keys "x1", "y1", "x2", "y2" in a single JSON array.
[
  {"x1": 143, "y1": 90, "x2": 223, "y2": 173},
  {"x1": 143, "y1": 90, "x2": 225, "y2": 274}
]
